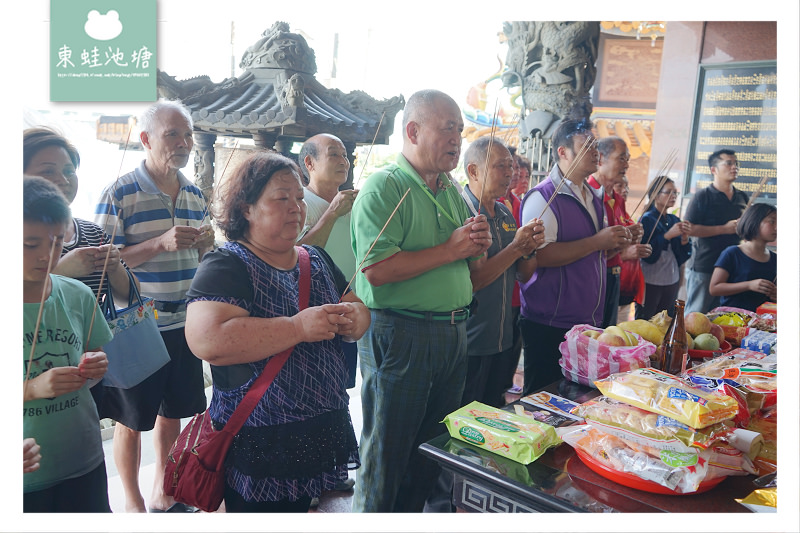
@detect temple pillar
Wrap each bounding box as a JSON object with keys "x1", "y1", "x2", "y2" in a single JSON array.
[
  {"x1": 193, "y1": 132, "x2": 217, "y2": 200},
  {"x1": 273, "y1": 139, "x2": 292, "y2": 157},
  {"x1": 253, "y1": 133, "x2": 277, "y2": 151}
]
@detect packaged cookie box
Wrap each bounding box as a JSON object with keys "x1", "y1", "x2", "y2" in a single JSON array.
[
  {"x1": 755, "y1": 302, "x2": 776, "y2": 318},
  {"x1": 740, "y1": 330, "x2": 777, "y2": 354}
]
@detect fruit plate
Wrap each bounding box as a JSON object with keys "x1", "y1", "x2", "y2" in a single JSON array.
[
  {"x1": 574, "y1": 447, "x2": 725, "y2": 495},
  {"x1": 688, "y1": 340, "x2": 732, "y2": 359}
]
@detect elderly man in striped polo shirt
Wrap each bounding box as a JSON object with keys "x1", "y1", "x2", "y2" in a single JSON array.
[{"x1": 95, "y1": 99, "x2": 214, "y2": 513}]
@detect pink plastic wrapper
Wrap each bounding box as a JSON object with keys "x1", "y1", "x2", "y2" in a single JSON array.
[{"x1": 558, "y1": 324, "x2": 655, "y2": 388}]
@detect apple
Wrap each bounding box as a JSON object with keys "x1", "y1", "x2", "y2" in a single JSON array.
[
  {"x1": 685, "y1": 312, "x2": 712, "y2": 338},
  {"x1": 709, "y1": 323, "x2": 725, "y2": 346},
  {"x1": 583, "y1": 330, "x2": 601, "y2": 339},
  {"x1": 597, "y1": 332, "x2": 627, "y2": 346},
  {"x1": 694, "y1": 333, "x2": 720, "y2": 351},
  {"x1": 604, "y1": 326, "x2": 637, "y2": 346}
]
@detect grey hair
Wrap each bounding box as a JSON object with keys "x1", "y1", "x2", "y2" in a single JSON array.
[
  {"x1": 297, "y1": 138, "x2": 320, "y2": 180},
  {"x1": 463, "y1": 136, "x2": 509, "y2": 171},
  {"x1": 597, "y1": 136, "x2": 625, "y2": 158},
  {"x1": 402, "y1": 89, "x2": 455, "y2": 136},
  {"x1": 139, "y1": 99, "x2": 193, "y2": 134}
]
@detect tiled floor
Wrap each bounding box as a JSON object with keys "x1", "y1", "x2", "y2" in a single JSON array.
[{"x1": 104, "y1": 357, "x2": 525, "y2": 514}]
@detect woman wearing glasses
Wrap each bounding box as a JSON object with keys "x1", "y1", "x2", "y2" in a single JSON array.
[{"x1": 635, "y1": 177, "x2": 692, "y2": 320}]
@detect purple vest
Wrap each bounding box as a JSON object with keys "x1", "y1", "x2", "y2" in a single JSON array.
[{"x1": 519, "y1": 172, "x2": 607, "y2": 328}]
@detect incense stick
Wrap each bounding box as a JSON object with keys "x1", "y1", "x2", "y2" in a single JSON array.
[
  {"x1": 502, "y1": 113, "x2": 520, "y2": 145},
  {"x1": 637, "y1": 173, "x2": 671, "y2": 220},
  {"x1": 538, "y1": 136, "x2": 595, "y2": 219},
  {"x1": 644, "y1": 198, "x2": 670, "y2": 245},
  {"x1": 24, "y1": 236, "x2": 60, "y2": 394},
  {"x1": 339, "y1": 187, "x2": 411, "y2": 301},
  {"x1": 85, "y1": 127, "x2": 132, "y2": 345},
  {"x1": 355, "y1": 110, "x2": 387, "y2": 186},
  {"x1": 630, "y1": 148, "x2": 677, "y2": 219},
  {"x1": 744, "y1": 173, "x2": 771, "y2": 211},
  {"x1": 197, "y1": 138, "x2": 239, "y2": 227},
  {"x1": 476, "y1": 99, "x2": 499, "y2": 215}
]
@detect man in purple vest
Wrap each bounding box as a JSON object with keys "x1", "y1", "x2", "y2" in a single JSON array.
[{"x1": 518, "y1": 117, "x2": 632, "y2": 395}]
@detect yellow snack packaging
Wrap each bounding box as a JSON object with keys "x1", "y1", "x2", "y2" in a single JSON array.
[
  {"x1": 594, "y1": 368, "x2": 739, "y2": 429},
  {"x1": 442, "y1": 401, "x2": 561, "y2": 464},
  {"x1": 736, "y1": 488, "x2": 777, "y2": 512}
]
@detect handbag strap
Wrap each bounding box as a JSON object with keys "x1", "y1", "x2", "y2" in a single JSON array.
[
  {"x1": 222, "y1": 246, "x2": 311, "y2": 434},
  {"x1": 103, "y1": 268, "x2": 142, "y2": 320}
]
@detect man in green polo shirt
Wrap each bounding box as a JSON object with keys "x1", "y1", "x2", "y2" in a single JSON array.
[{"x1": 350, "y1": 89, "x2": 492, "y2": 512}]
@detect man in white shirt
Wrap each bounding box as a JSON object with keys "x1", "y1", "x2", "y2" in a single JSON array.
[
  {"x1": 297, "y1": 133, "x2": 359, "y2": 494},
  {"x1": 297, "y1": 134, "x2": 358, "y2": 279}
]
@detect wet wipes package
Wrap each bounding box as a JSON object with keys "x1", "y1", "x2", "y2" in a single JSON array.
[{"x1": 442, "y1": 401, "x2": 561, "y2": 464}]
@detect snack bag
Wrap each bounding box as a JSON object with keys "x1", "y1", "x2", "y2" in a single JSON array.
[
  {"x1": 705, "y1": 442, "x2": 758, "y2": 478},
  {"x1": 746, "y1": 404, "x2": 777, "y2": 475},
  {"x1": 558, "y1": 324, "x2": 654, "y2": 387},
  {"x1": 708, "y1": 308, "x2": 755, "y2": 344},
  {"x1": 749, "y1": 312, "x2": 776, "y2": 332},
  {"x1": 442, "y1": 401, "x2": 561, "y2": 465},
  {"x1": 686, "y1": 353, "x2": 777, "y2": 426},
  {"x1": 736, "y1": 488, "x2": 777, "y2": 513},
  {"x1": 560, "y1": 424, "x2": 713, "y2": 493},
  {"x1": 594, "y1": 368, "x2": 739, "y2": 429},
  {"x1": 574, "y1": 396, "x2": 735, "y2": 453}
]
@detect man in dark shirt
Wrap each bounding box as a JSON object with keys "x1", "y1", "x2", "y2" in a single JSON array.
[{"x1": 684, "y1": 149, "x2": 749, "y2": 314}]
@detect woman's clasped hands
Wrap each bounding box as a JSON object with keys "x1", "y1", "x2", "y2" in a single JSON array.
[{"x1": 291, "y1": 302, "x2": 370, "y2": 342}]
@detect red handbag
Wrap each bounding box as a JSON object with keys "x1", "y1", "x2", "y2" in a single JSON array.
[{"x1": 163, "y1": 246, "x2": 310, "y2": 512}]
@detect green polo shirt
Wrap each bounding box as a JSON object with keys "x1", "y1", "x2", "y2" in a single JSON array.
[{"x1": 350, "y1": 154, "x2": 473, "y2": 312}]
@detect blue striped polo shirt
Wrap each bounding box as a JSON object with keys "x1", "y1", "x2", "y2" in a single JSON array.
[{"x1": 94, "y1": 160, "x2": 209, "y2": 330}]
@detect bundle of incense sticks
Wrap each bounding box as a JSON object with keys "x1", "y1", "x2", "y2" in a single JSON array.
[{"x1": 538, "y1": 135, "x2": 596, "y2": 219}]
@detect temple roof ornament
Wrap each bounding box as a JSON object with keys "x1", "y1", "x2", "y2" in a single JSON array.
[{"x1": 156, "y1": 21, "x2": 404, "y2": 147}]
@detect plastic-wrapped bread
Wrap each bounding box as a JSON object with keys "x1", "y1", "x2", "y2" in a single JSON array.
[
  {"x1": 594, "y1": 368, "x2": 738, "y2": 429},
  {"x1": 574, "y1": 396, "x2": 735, "y2": 453}
]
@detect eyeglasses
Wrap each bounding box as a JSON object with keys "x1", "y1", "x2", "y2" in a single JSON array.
[
  {"x1": 718, "y1": 160, "x2": 739, "y2": 168},
  {"x1": 659, "y1": 190, "x2": 679, "y2": 197}
]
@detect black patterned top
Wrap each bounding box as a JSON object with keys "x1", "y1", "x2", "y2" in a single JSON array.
[{"x1": 186, "y1": 242, "x2": 359, "y2": 502}]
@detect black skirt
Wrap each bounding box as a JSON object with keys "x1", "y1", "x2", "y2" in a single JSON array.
[{"x1": 214, "y1": 408, "x2": 359, "y2": 480}]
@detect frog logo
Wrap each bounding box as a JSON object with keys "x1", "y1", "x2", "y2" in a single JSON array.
[{"x1": 84, "y1": 10, "x2": 123, "y2": 41}]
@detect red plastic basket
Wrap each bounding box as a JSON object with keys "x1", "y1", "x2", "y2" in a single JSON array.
[
  {"x1": 574, "y1": 447, "x2": 725, "y2": 495},
  {"x1": 688, "y1": 340, "x2": 732, "y2": 359}
]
